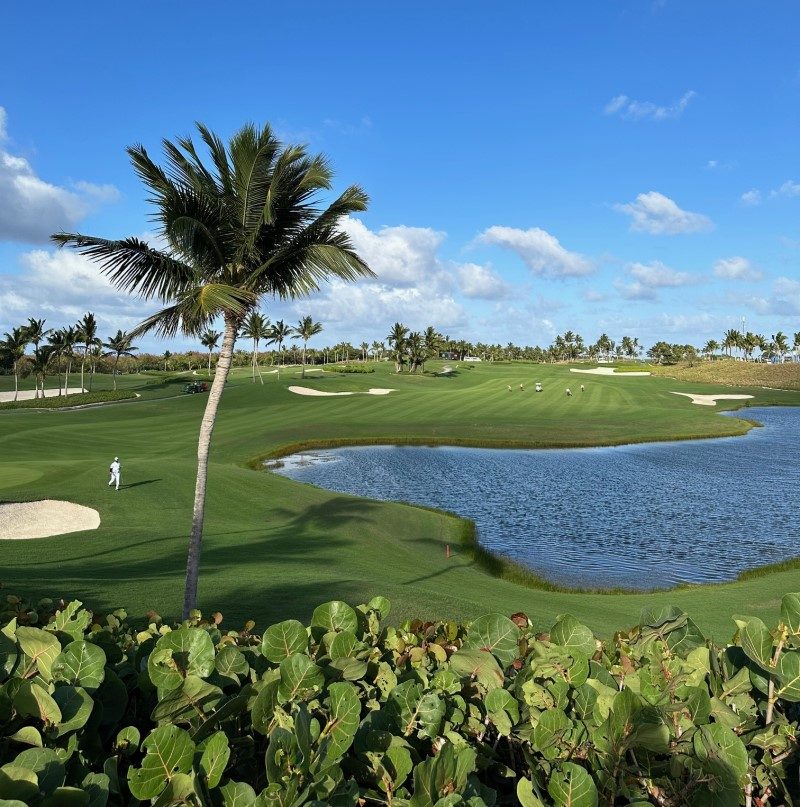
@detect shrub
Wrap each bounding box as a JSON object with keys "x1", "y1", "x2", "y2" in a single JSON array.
[
  {"x1": 0, "y1": 390, "x2": 136, "y2": 410},
  {"x1": 1, "y1": 592, "x2": 798, "y2": 805},
  {"x1": 325, "y1": 365, "x2": 375, "y2": 374}
]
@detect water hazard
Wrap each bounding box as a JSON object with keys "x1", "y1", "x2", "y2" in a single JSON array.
[{"x1": 270, "y1": 407, "x2": 800, "y2": 590}]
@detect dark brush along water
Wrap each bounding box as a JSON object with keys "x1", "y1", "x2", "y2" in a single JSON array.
[{"x1": 270, "y1": 407, "x2": 800, "y2": 590}]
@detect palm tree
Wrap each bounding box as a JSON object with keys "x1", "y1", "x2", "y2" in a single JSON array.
[
  {"x1": 241, "y1": 311, "x2": 270, "y2": 383},
  {"x1": 360, "y1": 341, "x2": 369, "y2": 362},
  {"x1": 291, "y1": 315, "x2": 323, "y2": 378},
  {"x1": 25, "y1": 318, "x2": 52, "y2": 397},
  {"x1": 773, "y1": 331, "x2": 789, "y2": 361},
  {"x1": 423, "y1": 326, "x2": 442, "y2": 371},
  {"x1": 76, "y1": 313, "x2": 99, "y2": 392},
  {"x1": 46, "y1": 329, "x2": 68, "y2": 396},
  {"x1": 60, "y1": 326, "x2": 79, "y2": 395},
  {"x1": 53, "y1": 121, "x2": 372, "y2": 618},
  {"x1": 200, "y1": 330, "x2": 221, "y2": 377},
  {"x1": 268, "y1": 319, "x2": 292, "y2": 378},
  {"x1": 371, "y1": 340, "x2": 383, "y2": 361},
  {"x1": 163, "y1": 350, "x2": 172, "y2": 371},
  {"x1": 28, "y1": 346, "x2": 54, "y2": 399},
  {"x1": 722, "y1": 329, "x2": 741, "y2": 358},
  {"x1": 102, "y1": 330, "x2": 138, "y2": 390},
  {"x1": 407, "y1": 331, "x2": 425, "y2": 373},
  {"x1": 703, "y1": 339, "x2": 719, "y2": 359},
  {"x1": 794, "y1": 332, "x2": 800, "y2": 361},
  {"x1": 0, "y1": 327, "x2": 29, "y2": 401},
  {"x1": 387, "y1": 322, "x2": 409, "y2": 373}
]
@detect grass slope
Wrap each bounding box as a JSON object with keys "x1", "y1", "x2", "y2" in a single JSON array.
[
  {"x1": 650, "y1": 358, "x2": 800, "y2": 390},
  {"x1": 1, "y1": 360, "x2": 798, "y2": 640}
]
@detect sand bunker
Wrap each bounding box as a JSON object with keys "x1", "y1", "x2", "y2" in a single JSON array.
[
  {"x1": 288, "y1": 386, "x2": 396, "y2": 397},
  {"x1": 0, "y1": 500, "x2": 100, "y2": 540},
  {"x1": 670, "y1": 392, "x2": 754, "y2": 407},
  {"x1": 570, "y1": 368, "x2": 651, "y2": 377},
  {"x1": 0, "y1": 387, "x2": 85, "y2": 403}
]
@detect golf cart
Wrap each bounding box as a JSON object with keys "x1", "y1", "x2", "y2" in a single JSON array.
[{"x1": 184, "y1": 381, "x2": 209, "y2": 394}]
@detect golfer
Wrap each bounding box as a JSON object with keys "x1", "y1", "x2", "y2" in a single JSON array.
[{"x1": 108, "y1": 457, "x2": 121, "y2": 491}]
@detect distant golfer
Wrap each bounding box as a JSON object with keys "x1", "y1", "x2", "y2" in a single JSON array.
[
  {"x1": 580, "y1": 384, "x2": 585, "y2": 392},
  {"x1": 519, "y1": 383, "x2": 524, "y2": 390},
  {"x1": 108, "y1": 457, "x2": 121, "y2": 491},
  {"x1": 565, "y1": 387, "x2": 572, "y2": 397},
  {"x1": 507, "y1": 385, "x2": 512, "y2": 392}
]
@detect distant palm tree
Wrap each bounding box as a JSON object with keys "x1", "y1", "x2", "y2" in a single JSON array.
[
  {"x1": 794, "y1": 332, "x2": 800, "y2": 360},
  {"x1": 407, "y1": 331, "x2": 425, "y2": 373},
  {"x1": 0, "y1": 327, "x2": 29, "y2": 401},
  {"x1": 28, "y1": 346, "x2": 54, "y2": 399},
  {"x1": 703, "y1": 339, "x2": 719, "y2": 359},
  {"x1": 268, "y1": 320, "x2": 292, "y2": 378},
  {"x1": 722, "y1": 329, "x2": 741, "y2": 358},
  {"x1": 423, "y1": 326, "x2": 442, "y2": 371},
  {"x1": 241, "y1": 311, "x2": 271, "y2": 383},
  {"x1": 46, "y1": 329, "x2": 68, "y2": 396},
  {"x1": 163, "y1": 350, "x2": 172, "y2": 371},
  {"x1": 360, "y1": 341, "x2": 369, "y2": 362},
  {"x1": 102, "y1": 330, "x2": 138, "y2": 390},
  {"x1": 76, "y1": 312, "x2": 99, "y2": 392},
  {"x1": 387, "y1": 322, "x2": 409, "y2": 373},
  {"x1": 371, "y1": 340, "x2": 383, "y2": 361},
  {"x1": 59, "y1": 326, "x2": 79, "y2": 395},
  {"x1": 773, "y1": 331, "x2": 789, "y2": 361},
  {"x1": 53, "y1": 121, "x2": 372, "y2": 618},
  {"x1": 291, "y1": 316, "x2": 323, "y2": 378},
  {"x1": 200, "y1": 330, "x2": 222, "y2": 377},
  {"x1": 25, "y1": 318, "x2": 52, "y2": 396}
]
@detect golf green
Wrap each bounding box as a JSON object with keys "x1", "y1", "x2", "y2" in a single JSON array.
[{"x1": 1, "y1": 361, "x2": 798, "y2": 639}]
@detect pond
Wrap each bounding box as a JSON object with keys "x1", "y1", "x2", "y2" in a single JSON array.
[{"x1": 269, "y1": 407, "x2": 800, "y2": 590}]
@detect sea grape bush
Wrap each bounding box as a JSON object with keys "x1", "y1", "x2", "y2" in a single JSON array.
[
  {"x1": 1, "y1": 594, "x2": 799, "y2": 806},
  {"x1": 322, "y1": 365, "x2": 375, "y2": 374}
]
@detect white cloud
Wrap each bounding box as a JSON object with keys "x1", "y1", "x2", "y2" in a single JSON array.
[
  {"x1": 628, "y1": 260, "x2": 698, "y2": 287},
  {"x1": 746, "y1": 277, "x2": 800, "y2": 316},
  {"x1": 772, "y1": 180, "x2": 800, "y2": 199},
  {"x1": 0, "y1": 107, "x2": 119, "y2": 244},
  {"x1": 613, "y1": 280, "x2": 657, "y2": 301},
  {"x1": 740, "y1": 188, "x2": 762, "y2": 206},
  {"x1": 477, "y1": 225, "x2": 593, "y2": 277},
  {"x1": 614, "y1": 191, "x2": 712, "y2": 235},
  {"x1": 713, "y1": 256, "x2": 763, "y2": 281},
  {"x1": 340, "y1": 217, "x2": 446, "y2": 286},
  {"x1": 604, "y1": 91, "x2": 696, "y2": 121},
  {"x1": 455, "y1": 263, "x2": 511, "y2": 299},
  {"x1": 582, "y1": 289, "x2": 608, "y2": 302}
]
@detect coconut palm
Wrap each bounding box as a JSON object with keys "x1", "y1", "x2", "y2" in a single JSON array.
[
  {"x1": 25, "y1": 318, "x2": 52, "y2": 396},
  {"x1": 27, "y1": 346, "x2": 54, "y2": 399},
  {"x1": 407, "y1": 331, "x2": 425, "y2": 373},
  {"x1": 423, "y1": 326, "x2": 442, "y2": 371},
  {"x1": 703, "y1": 339, "x2": 719, "y2": 359},
  {"x1": 794, "y1": 332, "x2": 800, "y2": 360},
  {"x1": 370, "y1": 340, "x2": 383, "y2": 361},
  {"x1": 241, "y1": 311, "x2": 270, "y2": 383},
  {"x1": 200, "y1": 329, "x2": 221, "y2": 377},
  {"x1": 163, "y1": 350, "x2": 172, "y2": 371},
  {"x1": 76, "y1": 313, "x2": 99, "y2": 392},
  {"x1": 360, "y1": 341, "x2": 369, "y2": 362},
  {"x1": 59, "y1": 326, "x2": 79, "y2": 395},
  {"x1": 268, "y1": 319, "x2": 292, "y2": 377},
  {"x1": 46, "y1": 329, "x2": 68, "y2": 396},
  {"x1": 0, "y1": 327, "x2": 30, "y2": 401},
  {"x1": 102, "y1": 330, "x2": 138, "y2": 390},
  {"x1": 291, "y1": 315, "x2": 323, "y2": 378},
  {"x1": 722, "y1": 329, "x2": 741, "y2": 358},
  {"x1": 387, "y1": 322, "x2": 409, "y2": 373},
  {"x1": 773, "y1": 331, "x2": 789, "y2": 361},
  {"x1": 53, "y1": 121, "x2": 372, "y2": 617}
]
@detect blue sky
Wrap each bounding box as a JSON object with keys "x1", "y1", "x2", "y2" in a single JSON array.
[{"x1": 1, "y1": 1, "x2": 798, "y2": 352}]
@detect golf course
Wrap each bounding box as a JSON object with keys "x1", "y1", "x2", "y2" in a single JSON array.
[{"x1": 1, "y1": 359, "x2": 798, "y2": 640}]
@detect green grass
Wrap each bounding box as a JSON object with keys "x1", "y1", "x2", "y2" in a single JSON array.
[
  {"x1": 1, "y1": 360, "x2": 799, "y2": 640},
  {"x1": 0, "y1": 390, "x2": 137, "y2": 410}
]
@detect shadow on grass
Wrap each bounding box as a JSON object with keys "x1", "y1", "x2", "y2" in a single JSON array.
[{"x1": 122, "y1": 479, "x2": 162, "y2": 489}]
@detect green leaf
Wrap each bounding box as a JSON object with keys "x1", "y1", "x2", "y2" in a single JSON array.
[
  {"x1": 13, "y1": 748, "x2": 64, "y2": 794},
  {"x1": 41, "y1": 787, "x2": 90, "y2": 807},
  {"x1": 5, "y1": 727, "x2": 42, "y2": 748},
  {"x1": 547, "y1": 762, "x2": 598, "y2": 807},
  {"x1": 261, "y1": 620, "x2": 308, "y2": 663},
  {"x1": 199, "y1": 730, "x2": 230, "y2": 788},
  {"x1": 550, "y1": 615, "x2": 596, "y2": 658},
  {"x1": 52, "y1": 686, "x2": 93, "y2": 737},
  {"x1": 310, "y1": 601, "x2": 358, "y2": 635},
  {"x1": 781, "y1": 592, "x2": 800, "y2": 636},
  {"x1": 329, "y1": 630, "x2": 362, "y2": 660},
  {"x1": 127, "y1": 724, "x2": 195, "y2": 801},
  {"x1": 366, "y1": 596, "x2": 391, "y2": 619},
  {"x1": 465, "y1": 614, "x2": 520, "y2": 667},
  {"x1": 416, "y1": 692, "x2": 445, "y2": 739},
  {"x1": 321, "y1": 682, "x2": 360, "y2": 761},
  {"x1": 0, "y1": 766, "x2": 39, "y2": 803},
  {"x1": 52, "y1": 641, "x2": 106, "y2": 691},
  {"x1": 0, "y1": 632, "x2": 18, "y2": 680},
  {"x1": 278, "y1": 653, "x2": 324, "y2": 702},
  {"x1": 695, "y1": 723, "x2": 749, "y2": 788},
  {"x1": 150, "y1": 675, "x2": 223, "y2": 723},
  {"x1": 517, "y1": 778, "x2": 545, "y2": 807},
  {"x1": 82, "y1": 772, "x2": 109, "y2": 807},
  {"x1": 449, "y1": 648, "x2": 504, "y2": 690},
  {"x1": 252, "y1": 679, "x2": 280, "y2": 734},
  {"x1": 114, "y1": 726, "x2": 140, "y2": 755},
  {"x1": 147, "y1": 627, "x2": 215, "y2": 691},
  {"x1": 220, "y1": 780, "x2": 257, "y2": 807},
  {"x1": 14, "y1": 680, "x2": 62, "y2": 725},
  {"x1": 15, "y1": 626, "x2": 61, "y2": 681},
  {"x1": 215, "y1": 645, "x2": 250, "y2": 680},
  {"x1": 734, "y1": 616, "x2": 773, "y2": 670},
  {"x1": 532, "y1": 709, "x2": 571, "y2": 753},
  {"x1": 776, "y1": 650, "x2": 800, "y2": 701},
  {"x1": 50, "y1": 601, "x2": 92, "y2": 642}
]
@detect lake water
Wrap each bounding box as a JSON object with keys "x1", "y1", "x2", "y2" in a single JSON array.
[{"x1": 270, "y1": 407, "x2": 800, "y2": 589}]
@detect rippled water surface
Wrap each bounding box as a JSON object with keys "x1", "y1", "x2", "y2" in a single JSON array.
[{"x1": 271, "y1": 407, "x2": 800, "y2": 589}]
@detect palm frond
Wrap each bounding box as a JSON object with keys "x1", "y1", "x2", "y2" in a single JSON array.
[{"x1": 51, "y1": 234, "x2": 197, "y2": 300}]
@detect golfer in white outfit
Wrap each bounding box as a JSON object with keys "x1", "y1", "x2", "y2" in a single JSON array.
[{"x1": 108, "y1": 457, "x2": 121, "y2": 490}]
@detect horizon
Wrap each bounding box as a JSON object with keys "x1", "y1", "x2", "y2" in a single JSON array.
[{"x1": 1, "y1": 1, "x2": 798, "y2": 352}]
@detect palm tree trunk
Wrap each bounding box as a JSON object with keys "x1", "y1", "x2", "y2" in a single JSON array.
[
  {"x1": 13, "y1": 362, "x2": 18, "y2": 402},
  {"x1": 184, "y1": 316, "x2": 237, "y2": 618},
  {"x1": 90, "y1": 361, "x2": 95, "y2": 392},
  {"x1": 301, "y1": 342, "x2": 307, "y2": 379},
  {"x1": 80, "y1": 354, "x2": 86, "y2": 393},
  {"x1": 113, "y1": 356, "x2": 118, "y2": 391}
]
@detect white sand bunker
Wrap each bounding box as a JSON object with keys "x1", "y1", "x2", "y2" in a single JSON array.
[
  {"x1": 570, "y1": 368, "x2": 651, "y2": 377},
  {"x1": 0, "y1": 387, "x2": 85, "y2": 403},
  {"x1": 670, "y1": 392, "x2": 754, "y2": 407},
  {"x1": 0, "y1": 500, "x2": 100, "y2": 540},
  {"x1": 288, "y1": 386, "x2": 396, "y2": 397}
]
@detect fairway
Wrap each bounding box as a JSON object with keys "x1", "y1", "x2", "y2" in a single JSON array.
[{"x1": 1, "y1": 360, "x2": 799, "y2": 639}]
